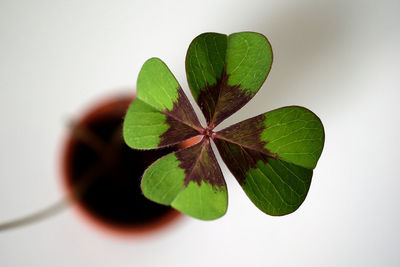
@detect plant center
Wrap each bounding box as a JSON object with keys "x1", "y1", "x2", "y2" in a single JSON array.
[{"x1": 202, "y1": 126, "x2": 215, "y2": 139}]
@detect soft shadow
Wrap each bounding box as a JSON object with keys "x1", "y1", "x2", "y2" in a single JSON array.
[{"x1": 219, "y1": 1, "x2": 355, "y2": 128}]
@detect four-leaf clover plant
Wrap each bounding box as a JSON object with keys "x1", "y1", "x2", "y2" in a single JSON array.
[{"x1": 123, "y1": 32, "x2": 325, "y2": 220}]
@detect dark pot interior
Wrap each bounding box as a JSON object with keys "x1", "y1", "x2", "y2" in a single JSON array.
[{"x1": 62, "y1": 95, "x2": 181, "y2": 235}]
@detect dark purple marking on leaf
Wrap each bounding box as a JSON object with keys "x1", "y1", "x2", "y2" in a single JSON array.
[
  {"x1": 175, "y1": 138, "x2": 225, "y2": 188},
  {"x1": 159, "y1": 87, "x2": 203, "y2": 147},
  {"x1": 214, "y1": 113, "x2": 277, "y2": 185},
  {"x1": 215, "y1": 113, "x2": 276, "y2": 156},
  {"x1": 214, "y1": 139, "x2": 268, "y2": 185},
  {"x1": 197, "y1": 70, "x2": 252, "y2": 127}
]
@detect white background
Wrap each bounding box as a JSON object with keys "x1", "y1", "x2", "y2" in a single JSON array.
[{"x1": 0, "y1": 0, "x2": 399, "y2": 266}]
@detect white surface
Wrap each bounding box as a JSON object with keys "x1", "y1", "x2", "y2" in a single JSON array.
[{"x1": 0, "y1": 0, "x2": 399, "y2": 266}]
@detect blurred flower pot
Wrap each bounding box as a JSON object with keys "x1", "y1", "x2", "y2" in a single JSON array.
[{"x1": 61, "y1": 94, "x2": 183, "y2": 237}]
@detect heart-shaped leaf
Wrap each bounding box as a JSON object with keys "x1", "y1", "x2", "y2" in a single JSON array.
[
  {"x1": 214, "y1": 106, "x2": 324, "y2": 215},
  {"x1": 123, "y1": 58, "x2": 202, "y2": 149},
  {"x1": 186, "y1": 32, "x2": 273, "y2": 127},
  {"x1": 141, "y1": 139, "x2": 227, "y2": 220}
]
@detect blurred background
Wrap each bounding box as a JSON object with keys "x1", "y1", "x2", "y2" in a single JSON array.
[{"x1": 0, "y1": 0, "x2": 399, "y2": 266}]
